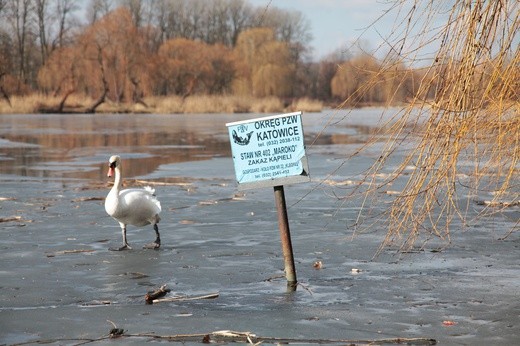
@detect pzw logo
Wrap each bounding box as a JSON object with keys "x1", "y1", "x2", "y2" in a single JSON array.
[{"x1": 232, "y1": 124, "x2": 253, "y2": 146}]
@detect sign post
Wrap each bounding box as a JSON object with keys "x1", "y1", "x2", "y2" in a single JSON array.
[
  {"x1": 274, "y1": 185, "x2": 297, "y2": 287},
  {"x1": 226, "y1": 111, "x2": 310, "y2": 289}
]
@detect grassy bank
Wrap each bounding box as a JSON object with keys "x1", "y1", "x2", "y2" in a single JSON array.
[{"x1": 0, "y1": 94, "x2": 325, "y2": 114}]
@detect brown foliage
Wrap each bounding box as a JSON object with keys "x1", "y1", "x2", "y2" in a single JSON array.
[
  {"x1": 80, "y1": 7, "x2": 152, "y2": 103},
  {"x1": 38, "y1": 47, "x2": 80, "y2": 96},
  {"x1": 233, "y1": 28, "x2": 295, "y2": 98},
  {"x1": 331, "y1": 53, "x2": 416, "y2": 106},
  {"x1": 0, "y1": 73, "x2": 31, "y2": 97},
  {"x1": 155, "y1": 38, "x2": 236, "y2": 97}
]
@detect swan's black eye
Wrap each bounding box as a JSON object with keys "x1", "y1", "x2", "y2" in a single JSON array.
[{"x1": 109, "y1": 162, "x2": 117, "y2": 168}]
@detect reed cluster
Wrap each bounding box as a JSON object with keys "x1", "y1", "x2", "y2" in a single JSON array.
[{"x1": 0, "y1": 95, "x2": 323, "y2": 115}]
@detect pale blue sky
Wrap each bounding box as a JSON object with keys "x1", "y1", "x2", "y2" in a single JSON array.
[{"x1": 249, "y1": 0, "x2": 397, "y2": 59}]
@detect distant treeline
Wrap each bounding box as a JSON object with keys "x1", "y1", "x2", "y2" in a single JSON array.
[{"x1": 0, "y1": 0, "x2": 460, "y2": 107}]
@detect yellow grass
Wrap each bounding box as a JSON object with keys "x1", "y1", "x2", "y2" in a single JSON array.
[
  {"x1": 249, "y1": 96, "x2": 284, "y2": 113},
  {"x1": 0, "y1": 94, "x2": 96, "y2": 114},
  {"x1": 0, "y1": 94, "x2": 324, "y2": 114},
  {"x1": 287, "y1": 97, "x2": 324, "y2": 112},
  {"x1": 0, "y1": 94, "x2": 49, "y2": 114}
]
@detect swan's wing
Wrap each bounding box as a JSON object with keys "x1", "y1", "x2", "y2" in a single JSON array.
[
  {"x1": 112, "y1": 189, "x2": 161, "y2": 226},
  {"x1": 119, "y1": 188, "x2": 161, "y2": 213}
]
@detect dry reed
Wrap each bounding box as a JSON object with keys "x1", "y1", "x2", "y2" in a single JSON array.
[
  {"x1": 0, "y1": 94, "x2": 322, "y2": 114},
  {"x1": 288, "y1": 97, "x2": 324, "y2": 112},
  {"x1": 250, "y1": 96, "x2": 285, "y2": 113},
  {"x1": 328, "y1": 0, "x2": 519, "y2": 252}
]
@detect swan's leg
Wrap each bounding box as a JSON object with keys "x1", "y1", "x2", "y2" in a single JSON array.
[
  {"x1": 109, "y1": 224, "x2": 132, "y2": 251},
  {"x1": 143, "y1": 224, "x2": 161, "y2": 249},
  {"x1": 154, "y1": 224, "x2": 161, "y2": 245}
]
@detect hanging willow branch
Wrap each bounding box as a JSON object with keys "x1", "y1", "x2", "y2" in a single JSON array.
[{"x1": 333, "y1": 0, "x2": 519, "y2": 252}]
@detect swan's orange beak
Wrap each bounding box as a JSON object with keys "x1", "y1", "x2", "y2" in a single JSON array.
[{"x1": 107, "y1": 167, "x2": 114, "y2": 177}]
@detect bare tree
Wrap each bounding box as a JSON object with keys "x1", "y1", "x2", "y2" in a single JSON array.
[
  {"x1": 35, "y1": 0, "x2": 48, "y2": 65},
  {"x1": 119, "y1": 0, "x2": 143, "y2": 26},
  {"x1": 86, "y1": 0, "x2": 111, "y2": 24},
  {"x1": 35, "y1": 0, "x2": 79, "y2": 67},
  {"x1": 54, "y1": 0, "x2": 78, "y2": 48},
  {"x1": 7, "y1": 0, "x2": 34, "y2": 86},
  {"x1": 119, "y1": 0, "x2": 155, "y2": 29},
  {"x1": 228, "y1": 0, "x2": 253, "y2": 46},
  {"x1": 201, "y1": 0, "x2": 229, "y2": 45},
  {"x1": 0, "y1": 1, "x2": 13, "y2": 95},
  {"x1": 0, "y1": 0, "x2": 7, "y2": 13}
]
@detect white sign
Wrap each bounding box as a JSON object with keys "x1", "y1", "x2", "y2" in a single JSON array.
[{"x1": 226, "y1": 111, "x2": 310, "y2": 190}]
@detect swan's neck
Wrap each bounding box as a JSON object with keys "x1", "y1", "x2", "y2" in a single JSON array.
[{"x1": 111, "y1": 166, "x2": 122, "y2": 195}]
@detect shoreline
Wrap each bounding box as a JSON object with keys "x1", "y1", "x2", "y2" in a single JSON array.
[{"x1": 0, "y1": 94, "x2": 406, "y2": 115}]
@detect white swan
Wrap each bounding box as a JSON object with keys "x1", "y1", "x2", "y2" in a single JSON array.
[{"x1": 104, "y1": 155, "x2": 162, "y2": 251}]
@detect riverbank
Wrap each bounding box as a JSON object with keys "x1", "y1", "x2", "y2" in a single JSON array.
[{"x1": 0, "y1": 94, "x2": 325, "y2": 115}]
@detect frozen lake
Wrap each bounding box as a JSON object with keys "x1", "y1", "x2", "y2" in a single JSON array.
[{"x1": 0, "y1": 109, "x2": 518, "y2": 345}]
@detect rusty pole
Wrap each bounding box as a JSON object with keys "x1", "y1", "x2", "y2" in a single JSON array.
[{"x1": 273, "y1": 185, "x2": 297, "y2": 289}]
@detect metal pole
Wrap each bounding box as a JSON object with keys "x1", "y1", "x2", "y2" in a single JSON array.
[{"x1": 273, "y1": 185, "x2": 297, "y2": 289}]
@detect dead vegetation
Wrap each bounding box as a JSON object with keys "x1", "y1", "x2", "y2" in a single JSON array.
[
  {"x1": 14, "y1": 327, "x2": 437, "y2": 345},
  {"x1": 0, "y1": 94, "x2": 323, "y2": 114}
]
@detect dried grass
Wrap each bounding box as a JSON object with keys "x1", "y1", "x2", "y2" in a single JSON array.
[
  {"x1": 0, "y1": 93, "x2": 97, "y2": 113},
  {"x1": 152, "y1": 95, "x2": 287, "y2": 114},
  {"x1": 0, "y1": 94, "x2": 45, "y2": 113},
  {"x1": 250, "y1": 96, "x2": 284, "y2": 113},
  {"x1": 287, "y1": 98, "x2": 324, "y2": 112},
  {"x1": 183, "y1": 95, "x2": 249, "y2": 114},
  {"x1": 331, "y1": 0, "x2": 519, "y2": 252},
  {"x1": 0, "y1": 94, "x2": 317, "y2": 114},
  {"x1": 146, "y1": 96, "x2": 185, "y2": 114}
]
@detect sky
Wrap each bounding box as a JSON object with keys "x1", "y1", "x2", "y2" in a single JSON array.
[{"x1": 248, "y1": 0, "x2": 398, "y2": 60}]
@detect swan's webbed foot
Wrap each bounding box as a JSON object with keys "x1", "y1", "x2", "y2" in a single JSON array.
[
  {"x1": 109, "y1": 244, "x2": 132, "y2": 251},
  {"x1": 111, "y1": 226, "x2": 132, "y2": 251},
  {"x1": 143, "y1": 224, "x2": 161, "y2": 249},
  {"x1": 143, "y1": 241, "x2": 160, "y2": 249}
]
